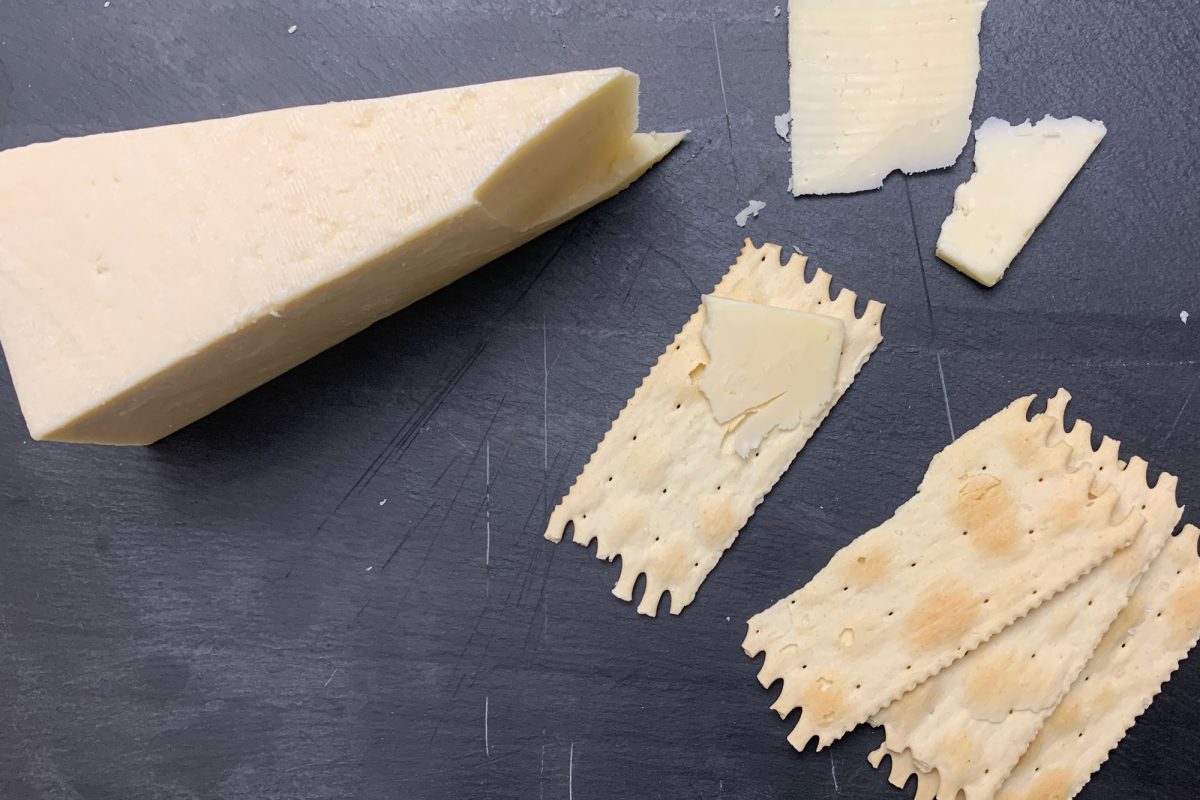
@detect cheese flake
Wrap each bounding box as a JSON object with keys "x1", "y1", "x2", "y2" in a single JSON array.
[{"x1": 697, "y1": 295, "x2": 844, "y2": 458}]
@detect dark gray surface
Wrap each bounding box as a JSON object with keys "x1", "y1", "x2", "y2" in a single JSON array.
[{"x1": 0, "y1": 1, "x2": 1197, "y2": 798}]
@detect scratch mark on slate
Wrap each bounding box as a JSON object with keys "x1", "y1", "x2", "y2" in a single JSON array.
[
  {"x1": 511, "y1": 219, "x2": 582, "y2": 309},
  {"x1": 484, "y1": 695, "x2": 490, "y2": 756},
  {"x1": 1162, "y1": 371, "x2": 1199, "y2": 445},
  {"x1": 569, "y1": 742, "x2": 575, "y2": 800},
  {"x1": 621, "y1": 246, "x2": 652, "y2": 311},
  {"x1": 449, "y1": 431, "x2": 470, "y2": 453},
  {"x1": 485, "y1": 439, "x2": 492, "y2": 568},
  {"x1": 830, "y1": 749, "x2": 840, "y2": 794},
  {"x1": 539, "y1": 743, "x2": 546, "y2": 800},
  {"x1": 711, "y1": 20, "x2": 740, "y2": 190},
  {"x1": 935, "y1": 352, "x2": 956, "y2": 441},
  {"x1": 902, "y1": 175, "x2": 938, "y2": 342},
  {"x1": 324, "y1": 668, "x2": 339, "y2": 687}
]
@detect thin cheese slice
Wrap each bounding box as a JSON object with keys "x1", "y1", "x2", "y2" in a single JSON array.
[
  {"x1": 0, "y1": 68, "x2": 684, "y2": 444},
  {"x1": 544, "y1": 241, "x2": 884, "y2": 616},
  {"x1": 868, "y1": 391, "x2": 1181, "y2": 800},
  {"x1": 937, "y1": 116, "x2": 1107, "y2": 286},
  {"x1": 995, "y1": 523, "x2": 1200, "y2": 800},
  {"x1": 697, "y1": 295, "x2": 845, "y2": 458},
  {"x1": 788, "y1": 0, "x2": 987, "y2": 195},
  {"x1": 742, "y1": 395, "x2": 1144, "y2": 751}
]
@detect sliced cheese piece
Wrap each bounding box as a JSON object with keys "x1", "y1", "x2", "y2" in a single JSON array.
[
  {"x1": 995, "y1": 523, "x2": 1200, "y2": 800},
  {"x1": 0, "y1": 68, "x2": 684, "y2": 445},
  {"x1": 742, "y1": 394, "x2": 1144, "y2": 751},
  {"x1": 868, "y1": 391, "x2": 1181, "y2": 800},
  {"x1": 788, "y1": 0, "x2": 987, "y2": 195},
  {"x1": 937, "y1": 116, "x2": 1107, "y2": 286},
  {"x1": 545, "y1": 241, "x2": 884, "y2": 616},
  {"x1": 697, "y1": 295, "x2": 844, "y2": 458}
]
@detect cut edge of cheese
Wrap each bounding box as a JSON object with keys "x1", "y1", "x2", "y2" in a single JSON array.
[
  {"x1": 935, "y1": 115, "x2": 1106, "y2": 287},
  {"x1": 544, "y1": 240, "x2": 884, "y2": 616},
  {"x1": 0, "y1": 68, "x2": 684, "y2": 444}
]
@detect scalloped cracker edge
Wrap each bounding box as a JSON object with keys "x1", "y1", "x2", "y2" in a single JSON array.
[
  {"x1": 543, "y1": 240, "x2": 884, "y2": 616},
  {"x1": 742, "y1": 394, "x2": 1145, "y2": 750},
  {"x1": 994, "y1": 523, "x2": 1200, "y2": 800},
  {"x1": 868, "y1": 390, "x2": 1181, "y2": 799}
]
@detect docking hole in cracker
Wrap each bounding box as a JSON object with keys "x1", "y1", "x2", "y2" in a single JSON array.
[{"x1": 543, "y1": 240, "x2": 884, "y2": 616}]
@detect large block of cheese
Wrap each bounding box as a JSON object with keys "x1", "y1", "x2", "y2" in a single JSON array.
[
  {"x1": 0, "y1": 68, "x2": 683, "y2": 444},
  {"x1": 788, "y1": 0, "x2": 987, "y2": 195}
]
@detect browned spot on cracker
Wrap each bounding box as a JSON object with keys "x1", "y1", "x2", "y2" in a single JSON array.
[
  {"x1": 843, "y1": 546, "x2": 888, "y2": 589},
  {"x1": 954, "y1": 474, "x2": 1022, "y2": 556},
  {"x1": 625, "y1": 443, "x2": 672, "y2": 488},
  {"x1": 1044, "y1": 695, "x2": 1084, "y2": 737},
  {"x1": 803, "y1": 677, "x2": 846, "y2": 726},
  {"x1": 1017, "y1": 766, "x2": 1073, "y2": 800},
  {"x1": 903, "y1": 583, "x2": 981, "y2": 652},
  {"x1": 602, "y1": 503, "x2": 648, "y2": 550},
  {"x1": 964, "y1": 650, "x2": 1052, "y2": 720},
  {"x1": 1165, "y1": 577, "x2": 1200, "y2": 648},
  {"x1": 697, "y1": 496, "x2": 737, "y2": 544}
]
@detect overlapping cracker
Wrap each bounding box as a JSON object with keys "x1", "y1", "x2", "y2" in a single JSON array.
[
  {"x1": 544, "y1": 240, "x2": 884, "y2": 615},
  {"x1": 869, "y1": 745, "x2": 939, "y2": 800},
  {"x1": 867, "y1": 391, "x2": 1181, "y2": 799},
  {"x1": 742, "y1": 395, "x2": 1145, "y2": 751},
  {"x1": 994, "y1": 523, "x2": 1200, "y2": 800}
]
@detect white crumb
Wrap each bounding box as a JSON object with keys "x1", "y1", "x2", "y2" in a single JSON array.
[
  {"x1": 787, "y1": 175, "x2": 794, "y2": 194},
  {"x1": 735, "y1": 200, "x2": 766, "y2": 227},
  {"x1": 726, "y1": 616, "x2": 731, "y2": 622},
  {"x1": 379, "y1": 498, "x2": 387, "y2": 506},
  {"x1": 104, "y1": 1, "x2": 111, "y2": 7},
  {"x1": 287, "y1": 24, "x2": 298, "y2": 34},
  {"x1": 365, "y1": 566, "x2": 373, "y2": 572},
  {"x1": 774, "y1": 5, "x2": 782, "y2": 17},
  {"x1": 1182, "y1": 310, "x2": 1189, "y2": 324},
  {"x1": 774, "y1": 111, "x2": 792, "y2": 142}
]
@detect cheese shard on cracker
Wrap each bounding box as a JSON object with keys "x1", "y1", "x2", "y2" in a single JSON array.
[
  {"x1": 697, "y1": 295, "x2": 845, "y2": 458},
  {"x1": 994, "y1": 523, "x2": 1200, "y2": 800},
  {"x1": 868, "y1": 390, "x2": 1181, "y2": 800},
  {"x1": 544, "y1": 240, "x2": 884, "y2": 616},
  {"x1": 742, "y1": 394, "x2": 1144, "y2": 751}
]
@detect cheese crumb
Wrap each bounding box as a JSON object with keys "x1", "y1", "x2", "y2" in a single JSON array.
[
  {"x1": 774, "y1": 111, "x2": 792, "y2": 142},
  {"x1": 774, "y1": 5, "x2": 782, "y2": 17},
  {"x1": 1182, "y1": 310, "x2": 1190, "y2": 325},
  {"x1": 287, "y1": 24, "x2": 298, "y2": 34},
  {"x1": 103, "y1": 1, "x2": 111, "y2": 6},
  {"x1": 735, "y1": 200, "x2": 766, "y2": 227}
]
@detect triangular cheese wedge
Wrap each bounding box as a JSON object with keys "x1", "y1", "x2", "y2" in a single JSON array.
[
  {"x1": 0, "y1": 68, "x2": 684, "y2": 444},
  {"x1": 697, "y1": 295, "x2": 844, "y2": 457}
]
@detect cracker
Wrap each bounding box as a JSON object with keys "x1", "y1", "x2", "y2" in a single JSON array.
[
  {"x1": 867, "y1": 390, "x2": 1181, "y2": 799},
  {"x1": 742, "y1": 394, "x2": 1144, "y2": 750},
  {"x1": 994, "y1": 523, "x2": 1200, "y2": 800},
  {"x1": 869, "y1": 746, "x2": 939, "y2": 800},
  {"x1": 544, "y1": 240, "x2": 884, "y2": 615}
]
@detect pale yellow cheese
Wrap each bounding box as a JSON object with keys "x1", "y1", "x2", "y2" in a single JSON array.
[
  {"x1": 0, "y1": 68, "x2": 684, "y2": 444},
  {"x1": 697, "y1": 295, "x2": 844, "y2": 458},
  {"x1": 789, "y1": 0, "x2": 987, "y2": 195},
  {"x1": 937, "y1": 116, "x2": 1106, "y2": 286}
]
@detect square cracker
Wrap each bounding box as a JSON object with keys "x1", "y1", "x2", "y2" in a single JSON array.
[
  {"x1": 868, "y1": 390, "x2": 1181, "y2": 800},
  {"x1": 544, "y1": 240, "x2": 884, "y2": 615},
  {"x1": 994, "y1": 523, "x2": 1200, "y2": 800},
  {"x1": 743, "y1": 394, "x2": 1145, "y2": 750}
]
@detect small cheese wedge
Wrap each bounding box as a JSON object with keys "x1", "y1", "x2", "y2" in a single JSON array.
[
  {"x1": 788, "y1": 0, "x2": 988, "y2": 195},
  {"x1": 697, "y1": 295, "x2": 844, "y2": 458},
  {"x1": 0, "y1": 68, "x2": 684, "y2": 444},
  {"x1": 937, "y1": 116, "x2": 1107, "y2": 287}
]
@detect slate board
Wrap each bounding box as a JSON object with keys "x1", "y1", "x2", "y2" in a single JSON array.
[{"x1": 0, "y1": 2, "x2": 1197, "y2": 798}]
